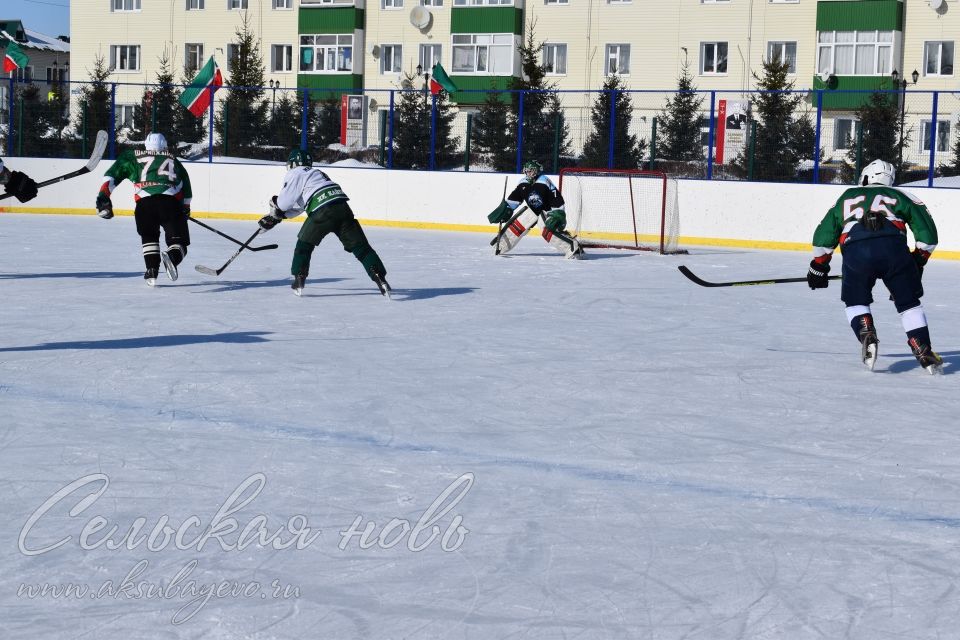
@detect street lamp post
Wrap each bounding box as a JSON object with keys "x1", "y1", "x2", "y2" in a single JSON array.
[
  {"x1": 268, "y1": 79, "x2": 278, "y2": 114},
  {"x1": 416, "y1": 64, "x2": 430, "y2": 106},
  {"x1": 891, "y1": 68, "x2": 919, "y2": 175}
]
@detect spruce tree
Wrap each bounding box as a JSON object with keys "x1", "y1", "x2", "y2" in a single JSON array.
[
  {"x1": 214, "y1": 11, "x2": 269, "y2": 158},
  {"x1": 267, "y1": 91, "x2": 301, "y2": 154},
  {"x1": 471, "y1": 88, "x2": 514, "y2": 172},
  {"x1": 74, "y1": 54, "x2": 112, "y2": 158},
  {"x1": 310, "y1": 96, "x2": 342, "y2": 155},
  {"x1": 656, "y1": 62, "x2": 704, "y2": 166},
  {"x1": 12, "y1": 84, "x2": 50, "y2": 156},
  {"x1": 580, "y1": 74, "x2": 645, "y2": 169},
  {"x1": 392, "y1": 74, "x2": 460, "y2": 170},
  {"x1": 842, "y1": 91, "x2": 900, "y2": 183}
]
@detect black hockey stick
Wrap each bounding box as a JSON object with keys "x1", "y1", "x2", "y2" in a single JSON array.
[
  {"x1": 678, "y1": 265, "x2": 841, "y2": 288},
  {"x1": 195, "y1": 227, "x2": 265, "y2": 276},
  {"x1": 489, "y1": 205, "x2": 529, "y2": 251},
  {"x1": 188, "y1": 217, "x2": 278, "y2": 251},
  {"x1": 0, "y1": 130, "x2": 108, "y2": 202}
]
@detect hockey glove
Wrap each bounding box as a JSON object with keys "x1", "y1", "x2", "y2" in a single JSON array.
[
  {"x1": 181, "y1": 203, "x2": 191, "y2": 218},
  {"x1": 543, "y1": 209, "x2": 567, "y2": 234},
  {"x1": 807, "y1": 259, "x2": 830, "y2": 290},
  {"x1": 259, "y1": 198, "x2": 285, "y2": 230},
  {"x1": 96, "y1": 193, "x2": 114, "y2": 219},
  {"x1": 5, "y1": 171, "x2": 38, "y2": 203},
  {"x1": 487, "y1": 200, "x2": 512, "y2": 224},
  {"x1": 912, "y1": 248, "x2": 930, "y2": 279}
]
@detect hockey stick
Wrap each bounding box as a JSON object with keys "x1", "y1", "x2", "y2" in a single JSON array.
[
  {"x1": 194, "y1": 227, "x2": 265, "y2": 276},
  {"x1": 489, "y1": 205, "x2": 529, "y2": 250},
  {"x1": 678, "y1": 265, "x2": 841, "y2": 288},
  {"x1": 188, "y1": 217, "x2": 278, "y2": 251},
  {"x1": 0, "y1": 130, "x2": 109, "y2": 202}
]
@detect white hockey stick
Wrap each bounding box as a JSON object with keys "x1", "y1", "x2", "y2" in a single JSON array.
[{"x1": 0, "y1": 130, "x2": 108, "y2": 202}]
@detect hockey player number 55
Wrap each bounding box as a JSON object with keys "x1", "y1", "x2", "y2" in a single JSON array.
[{"x1": 843, "y1": 194, "x2": 897, "y2": 220}]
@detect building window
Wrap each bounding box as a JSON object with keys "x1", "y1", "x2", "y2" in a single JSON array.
[
  {"x1": 833, "y1": 118, "x2": 855, "y2": 149},
  {"x1": 115, "y1": 104, "x2": 136, "y2": 130},
  {"x1": 922, "y1": 120, "x2": 951, "y2": 153},
  {"x1": 452, "y1": 34, "x2": 513, "y2": 74},
  {"x1": 274, "y1": 0, "x2": 292, "y2": 6},
  {"x1": 817, "y1": 31, "x2": 893, "y2": 76},
  {"x1": 543, "y1": 43, "x2": 567, "y2": 75},
  {"x1": 112, "y1": 0, "x2": 141, "y2": 10},
  {"x1": 605, "y1": 44, "x2": 630, "y2": 75},
  {"x1": 453, "y1": 0, "x2": 513, "y2": 5},
  {"x1": 46, "y1": 66, "x2": 68, "y2": 84},
  {"x1": 419, "y1": 44, "x2": 441, "y2": 71},
  {"x1": 110, "y1": 45, "x2": 141, "y2": 72},
  {"x1": 380, "y1": 44, "x2": 402, "y2": 73},
  {"x1": 422, "y1": 0, "x2": 443, "y2": 5},
  {"x1": 924, "y1": 41, "x2": 954, "y2": 77},
  {"x1": 227, "y1": 44, "x2": 240, "y2": 70},
  {"x1": 271, "y1": 44, "x2": 293, "y2": 72},
  {"x1": 186, "y1": 0, "x2": 204, "y2": 8},
  {"x1": 300, "y1": 0, "x2": 354, "y2": 5},
  {"x1": 545, "y1": 0, "x2": 568, "y2": 4},
  {"x1": 607, "y1": 0, "x2": 631, "y2": 4},
  {"x1": 185, "y1": 44, "x2": 203, "y2": 73},
  {"x1": 700, "y1": 42, "x2": 727, "y2": 74},
  {"x1": 767, "y1": 41, "x2": 796, "y2": 73},
  {"x1": 701, "y1": 0, "x2": 729, "y2": 3},
  {"x1": 299, "y1": 34, "x2": 353, "y2": 73},
  {"x1": 11, "y1": 66, "x2": 33, "y2": 83},
  {"x1": 228, "y1": 0, "x2": 248, "y2": 8}
]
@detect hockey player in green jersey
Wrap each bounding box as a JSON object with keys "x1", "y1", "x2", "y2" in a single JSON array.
[
  {"x1": 0, "y1": 158, "x2": 38, "y2": 202},
  {"x1": 807, "y1": 159, "x2": 942, "y2": 373},
  {"x1": 95, "y1": 133, "x2": 192, "y2": 286},
  {"x1": 257, "y1": 148, "x2": 390, "y2": 297}
]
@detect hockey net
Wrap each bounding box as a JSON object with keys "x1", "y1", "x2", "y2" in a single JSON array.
[{"x1": 559, "y1": 168, "x2": 683, "y2": 254}]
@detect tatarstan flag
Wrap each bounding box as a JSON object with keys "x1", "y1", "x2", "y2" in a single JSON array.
[
  {"x1": 179, "y1": 56, "x2": 223, "y2": 117},
  {"x1": 3, "y1": 40, "x2": 29, "y2": 73},
  {"x1": 430, "y1": 62, "x2": 458, "y2": 96}
]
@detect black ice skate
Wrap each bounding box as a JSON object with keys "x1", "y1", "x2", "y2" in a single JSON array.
[
  {"x1": 372, "y1": 271, "x2": 392, "y2": 299},
  {"x1": 857, "y1": 317, "x2": 879, "y2": 371},
  {"x1": 144, "y1": 267, "x2": 159, "y2": 287},
  {"x1": 292, "y1": 274, "x2": 306, "y2": 297},
  {"x1": 908, "y1": 337, "x2": 944, "y2": 375},
  {"x1": 161, "y1": 251, "x2": 178, "y2": 282}
]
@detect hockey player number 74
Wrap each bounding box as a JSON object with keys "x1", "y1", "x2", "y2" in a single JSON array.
[{"x1": 140, "y1": 157, "x2": 177, "y2": 183}]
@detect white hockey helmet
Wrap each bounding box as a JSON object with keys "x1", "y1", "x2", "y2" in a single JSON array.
[
  {"x1": 145, "y1": 132, "x2": 169, "y2": 153},
  {"x1": 859, "y1": 159, "x2": 895, "y2": 186}
]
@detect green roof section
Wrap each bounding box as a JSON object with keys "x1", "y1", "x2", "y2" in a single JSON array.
[
  {"x1": 297, "y1": 73, "x2": 364, "y2": 101},
  {"x1": 816, "y1": 0, "x2": 903, "y2": 32},
  {"x1": 451, "y1": 7, "x2": 523, "y2": 34},
  {"x1": 810, "y1": 74, "x2": 897, "y2": 110},
  {"x1": 448, "y1": 75, "x2": 513, "y2": 105},
  {"x1": 298, "y1": 7, "x2": 365, "y2": 34},
  {"x1": 0, "y1": 20, "x2": 26, "y2": 41}
]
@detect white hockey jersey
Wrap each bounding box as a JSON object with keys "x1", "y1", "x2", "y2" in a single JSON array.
[{"x1": 276, "y1": 166, "x2": 349, "y2": 218}]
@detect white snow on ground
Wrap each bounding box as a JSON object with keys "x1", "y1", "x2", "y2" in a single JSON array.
[{"x1": 0, "y1": 214, "x2": 959, "y2": 639}]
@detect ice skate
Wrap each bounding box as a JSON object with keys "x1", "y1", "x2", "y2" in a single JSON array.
[
  {"x1": 372, "y1": 271, "x2": 392, "y2": 299},
  {"x1": 908, "y1": 337, "x2": 944, "y2": 375},
  {"x1": 144, "y1": 267, "x2": 159, "y2": 287},
  {"x1": 160, "y1": 251, "x2": 178, "y2": 282},
  {"x1": 292, "y1": 274, "x2": 306, "y2": 297},
  {"x1": 859, "y1": 330, "x2": 879, "y2": 371}
]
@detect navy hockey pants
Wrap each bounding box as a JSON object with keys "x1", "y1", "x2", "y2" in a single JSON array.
[{"x1": 840, "y1": 235, "x2": 923, "y2": 313}]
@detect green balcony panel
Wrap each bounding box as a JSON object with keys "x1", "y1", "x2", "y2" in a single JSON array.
[
  {"x1": 451, "y1": 7, "x2": 523, "y2": 34},
  {"x1": 816, "y1": 0, "x2": 903, "y2": 32},
  {"x1": 298, "y1": 74, "x2": 364, "y2": 101},
  {"x1": 299, "y1": 7, "x2": 365, "y2": 33},
  {"x1": 448, "y1": 75, "x2": 513, "y2": 105},
  {"x1": 811, "y1": 75, "x2": 898, "y2": 110}
]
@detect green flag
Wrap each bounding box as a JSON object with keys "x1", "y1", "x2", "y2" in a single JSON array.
[
  {"x1": 179, "y1": 56, "x2": 223, "y2": 117},
  {"x1": 429, "y1": 62, "x2": 458, "y2": 96},
  {"x1": 3, "y1": 40, "x2": 29, "y2": 73}
]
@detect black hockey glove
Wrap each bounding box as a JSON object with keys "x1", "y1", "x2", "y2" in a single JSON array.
[
  {"x1": 96, "y1": 193, "x2": 114, "y2": 219},
  {"x1": 912, "y1": 248, "x2": 930, "y2": 279},
  {"x1": 259, "y1": 197, "x2": 284, "y2": 230},
  {"x1": 181, "y1": 203, "x2": 191, "y2": 218},
  {"x1": 5, "y1": 170, "x2": 38, "y2": 203},
  {"x1": 807, "y1": 259, "x2": 830, "y2": 290}
]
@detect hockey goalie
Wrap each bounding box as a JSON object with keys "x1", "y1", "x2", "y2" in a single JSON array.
[{"x1": 487, "y1": 160, "x2": 584, "y2": 259}]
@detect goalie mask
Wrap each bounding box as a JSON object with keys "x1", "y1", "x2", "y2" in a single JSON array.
[
  {"x1": 860, "y1": 159, "x2": 895, "y2": 187},
  {"x1": 522, "y1": 160, "x2": 543, "y2": 183},
  {"x1": 144, "y1": 133, "x2": 168, "y2": 153},
  {"x1": 287, "y1": 148, "x2": 313, "y2": 170}
]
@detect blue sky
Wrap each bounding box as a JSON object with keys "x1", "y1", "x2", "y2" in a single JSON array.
[{"x1": 4, "y1": 0, "x2": 70, "y2": 39}]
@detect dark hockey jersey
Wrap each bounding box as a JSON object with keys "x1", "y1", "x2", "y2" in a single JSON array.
[{"x1": 506, "y1": 175, "x2": 564, "y2": 215}]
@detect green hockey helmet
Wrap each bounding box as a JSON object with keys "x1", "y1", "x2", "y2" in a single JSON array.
[
  {"x1": 522, "y1": 160, "x2": 543, "y2": 182},
  {"x1": 287, "y1": 148, "x2": 313, "y2": 170}
]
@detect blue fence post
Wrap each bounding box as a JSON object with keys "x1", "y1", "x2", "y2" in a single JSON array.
[
  {"x1": 207, "y1": 86, "x2": 215, "y2": 163},
  {"x1": 706, "y1": 91, "x2": 716, "y2": 180},
  {"x1": 301, "y1": 88, "x2": 309, "y2": 151},
  {"x1": 516, "y1": 91, "x2": 525, "y2": 173},
  {"x1": 109, "y1": 83, "x2": 117, "y2": 160},
  {"x1": 607, "y1": 89, "x2": 616, "y2": 169},
  {"x1": 429, "y1": 93, "x2": 437, "y2": 171},
  {"x1": 927, "y1": 91, "x2": 939, "y2": 187},
  {"x1": 813, "y1": 90, "x2": 824, "y2": 184},
  {"x1": 7, "y1": 76, "x2": 15, "y2": 156},
  {"x1": 388, "y1": 90, "x2": 395, "y2": 169}
]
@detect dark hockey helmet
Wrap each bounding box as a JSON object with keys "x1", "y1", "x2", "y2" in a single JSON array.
[
  {"x1": 522, "y1": 159, "x2": 543, "y2": 182},
  {"x1": 287, "y1": 148, "x2": 313, "y2": 170}
]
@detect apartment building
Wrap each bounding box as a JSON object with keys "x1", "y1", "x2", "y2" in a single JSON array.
[
  {"x1": 66, "y1": 0, "x2": 958, "y2": 161},
  {"x1": 2, "y1": 19, "x2": 71, "y2": 122}
]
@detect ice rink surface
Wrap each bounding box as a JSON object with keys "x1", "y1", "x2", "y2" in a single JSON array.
[{"x1": 1, "y1": 214, "x2": 959, "y2": 639}]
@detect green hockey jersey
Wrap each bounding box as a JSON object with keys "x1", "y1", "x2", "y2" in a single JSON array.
[
  {"x1": 811, "y1": 185, "x2": 938, "y2": 261},
  {"x1": 100, "y1": 150, "x2": 193, "y2": 204}
]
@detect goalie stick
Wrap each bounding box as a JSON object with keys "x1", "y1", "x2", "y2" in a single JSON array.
[
  {"x1": 677, "y1": 265, "x2": 841, "y2": 288},
  {"x1": 195, "y1": 227, "x2": 265, "y2": 276},
  {"x1": 0, "y1": 130, "x2": 108, "y2": 202},
  {"x1": 188, "y1": 217, "x2": 278, "y2": 251}
]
